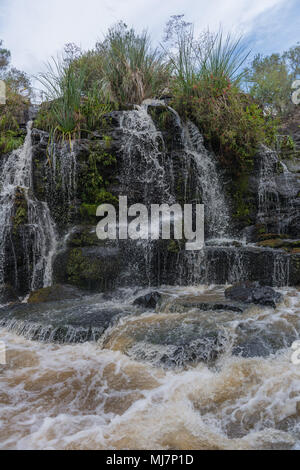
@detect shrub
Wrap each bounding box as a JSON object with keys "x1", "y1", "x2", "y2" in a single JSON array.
[
  {"x1": 169, "y1": 27, "x2": 277, "y2": 173},
  {"x1": 0, "y1": 84, "x2": 29, "y2": 154}
]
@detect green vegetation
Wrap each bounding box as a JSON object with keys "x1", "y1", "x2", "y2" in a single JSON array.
[
  {"x1": 257, "y1": 238, "x2": 300, "y2": 252},
  {"x1": 0, "y1": 40, "x2": 31, "y2": 155},
  {"x1": 245, "y1": 45, "x2": 300, "y2": 117},
  {"x1": 12, "y1": 187, "x2": 28, "y2": 234},
  {"x1": 96, "y1": 22, "x2": 170, "y2": 106},
  {"x1": 66, "y1": 247, "x2": 120, "y2": 290},
  {"x1": 36, "y1": 57, "x2": 115, "y2": 143},
  {"x1": 36, "y1": 22, "x2": 169, "y2": 141},
  {"x1": 2, "y1": 20, "x2": 298, "y2": 230},
  {"x1": 164, "y1": 17, "x2": 278, "y2": 174},
  {"x1": 34, "y1": 18, "x2": 299, "y2": 180},
  {"x1": 79, "y1": 142, "x2": 118, "y2": 210},
  {"x1": 37, "y1": 58, "x2": 87, "y2": 140}
]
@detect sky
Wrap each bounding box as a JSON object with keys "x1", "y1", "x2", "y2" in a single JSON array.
[{"x1": 0, "y1": 0, "x2": 299, "y2": 91}]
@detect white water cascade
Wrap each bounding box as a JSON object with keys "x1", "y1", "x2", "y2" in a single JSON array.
[
  {"x1": 0, "y1": 122, "x2": 57, "y2": 294},
  {"x1": 184, "y1": 120, "x2": 231, "y2": 238}
]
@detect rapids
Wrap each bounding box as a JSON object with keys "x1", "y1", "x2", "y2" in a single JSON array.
[
  {"x1": 0, "y1": 285, "x2": 299, "y2": 450},
  {"x1": 0, "y1": 103, "x2": 299, "y2": 450}
]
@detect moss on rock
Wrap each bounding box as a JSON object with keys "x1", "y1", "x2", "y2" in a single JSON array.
[
  {"x1": 28, "y1": 284, "x2": 86, "y2": 303},
  {"x1": 257, "y1": 238, "x2": 300, "y2": 251},
  {"x1": 65, "y1": 246, "x2": 121, "y2": 291},
  {"x1": 12, "y1": 187, "x2": 28, "y2": 234}
]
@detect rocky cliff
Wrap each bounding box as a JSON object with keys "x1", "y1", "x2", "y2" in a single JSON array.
[{"x1": 1, "y1": 102, "x2": 300, "y2": 301}]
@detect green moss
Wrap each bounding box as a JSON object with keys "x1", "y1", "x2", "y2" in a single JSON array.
[
  {"x1": 0, "y1": 130, "x2": 24, "y2": 154},
  {"x1": 66, "y1": 247, "x2": 120, "y2": 290},
  {"x1": 28, "y1": 286, "x2": 53, "y2": 303},
  {"x1": 258, "y1": 232, "x2": 289, "y2": 241},
  {"x1": 256, "y1": 224, "x2": 267, "y2": 235},
  {"x1": 79, "y1": 204, "x2": 99, "y2": 220},
  {"x1": 257, "y1": 238, "x2": 300, "y2": 251},
  {"x1": 94, "y1": 188, "x2": 118, "y2": 205},
  {"x1": 231, "y1": 175, "x2": 254, "y2": 226},
  {"x1": 79, "y1": 142, "x2": 118, "y2": 214},
  {"x1": 103, "y1": 134, "x2": 112, "y2": 149},
  {"x1": 167, "y1": 240, "x2": 181, "y2": 253},
  {"x1": 258, "y1": 238, "x2": 286, "y2": 249},
  {"x1": 12, "y1": 188, "x2": 28, "y2": 233},
  {"x1": 14, "y1": 206, "x2": 27, "y2": 226},
  {"x1": 68, "y1": 227, "x2": 102, "y2": 247}
]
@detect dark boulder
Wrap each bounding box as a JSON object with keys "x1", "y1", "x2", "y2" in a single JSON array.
[
  {"x1": 53, "y1": 243, "x2": 122, "y2": 291},
  {"x1": 133, "y1": 291, "x2": 161, "y2": 309},
  {"x1": 225, "y1": 281, "x2": 282, "y2": 308}
]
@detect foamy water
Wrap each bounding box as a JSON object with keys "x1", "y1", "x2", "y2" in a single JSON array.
[{"x1": 0, "y1": 286, "x2": 299, "y2": 450}]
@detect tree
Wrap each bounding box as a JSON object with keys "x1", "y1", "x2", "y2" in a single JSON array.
[
  {"x1": 245, "y1": 53, "x2": 292, "y2": 116},
  {"x1": 0, "y1": 40, "x2": 31, "y2": 97},
  {"x1": 5, "y1": 67, "x2": 31, "y2": 96},
  {"x1": 0, "y1": 39, "x2": 11, "y2": 73},
  {"x1": 283, "y1": 43, "x2": 300, "y2": 79}
]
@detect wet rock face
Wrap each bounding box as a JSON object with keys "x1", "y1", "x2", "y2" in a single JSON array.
[
  {"x1": 16, "y1": 108, "x2": 300, "y2": 295},
  {"x1": 0, "y1": 284, "x2": 20, "y2": 304},
  {"x1": 0, "y1": 298, "x2": 131, "y2": 343},
  {"x1": 54, "y1": 244, "x2": 122, "y2": 291},
  {"x1": 225, "y1": 281, "x2": 282, "y2": 308},
  {"x1": 52, "y1": 226, "x2": 123, "y2": 291},
  {"x1": 158, "y1": 331, "x2": 226, "y2": 367},
  {"x1": 250, "y1": 145, "x2": 300, "y2": 237}
]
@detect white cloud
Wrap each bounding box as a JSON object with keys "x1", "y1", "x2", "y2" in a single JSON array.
[{"x1": 0, "y1": 0, "x2": 288, "y2": 82}]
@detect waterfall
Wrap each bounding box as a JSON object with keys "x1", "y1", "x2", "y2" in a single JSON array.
[
  {"x1": 49, "y1": 141, "x2": 77, "y2": 208},
  {"x1": 183, "y1": 120, "x2": 231, "y2": 238},
  {"x1": 115, "y1": 104, "x2": 235, "y2": 286},
  {"x1": 257, "y1": 145, "x2": 281, "y2": 225},
  {"x1": 118, "y1": 105, "x2": 230, "y2": 235},
  {"x1": 118, "y1": 105, "x2": 174, "y2": 205},
  {"x1": 117, "y1": 106, "x2": 176, "y2": 285},
  {"x1": 0, "y1": 122, "x2": 57, "y2": 295}
]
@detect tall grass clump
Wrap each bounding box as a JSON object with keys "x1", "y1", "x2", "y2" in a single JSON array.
[
  {"x1": 37, "y1": 58, "x2": 87, "y2": 141},
  {"x1": 97, "y1": 22, "x2": 170, "y2": 105},
  {"x1": 36, "y1": 53, "x2": 116, "y2": 146}
]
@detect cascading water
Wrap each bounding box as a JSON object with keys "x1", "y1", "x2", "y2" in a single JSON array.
[
  {"x1": 118, "y1": 105, "x2": 174, "y2": 205},
  {"x1": 117, "y1": 105, "x2": 177, "y2": 285},
  {"x1": 0, "y1": 285, "x2": 300, "y2": 450},
  {"x1": 0, "y1": 109, "x2": 299, "y2": 451},
  {"x1": 257, "y1": 145, "x2": 281, "y2": 230},
  {"x1": 0, "y1": 122, "x2": 57, "y2": 296},
  {"x1": 112, "y1": 104, "x2": 296, "y2": 287},
  {"x1": 49, "y1": 141, "x2": 77, "y2": 210},
  {"x1": 116, "y1": 103, "x2": 234, "y2": 285},
  {"x1": 183, "y1": 119, "x2": 231, "y2": 239}
]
